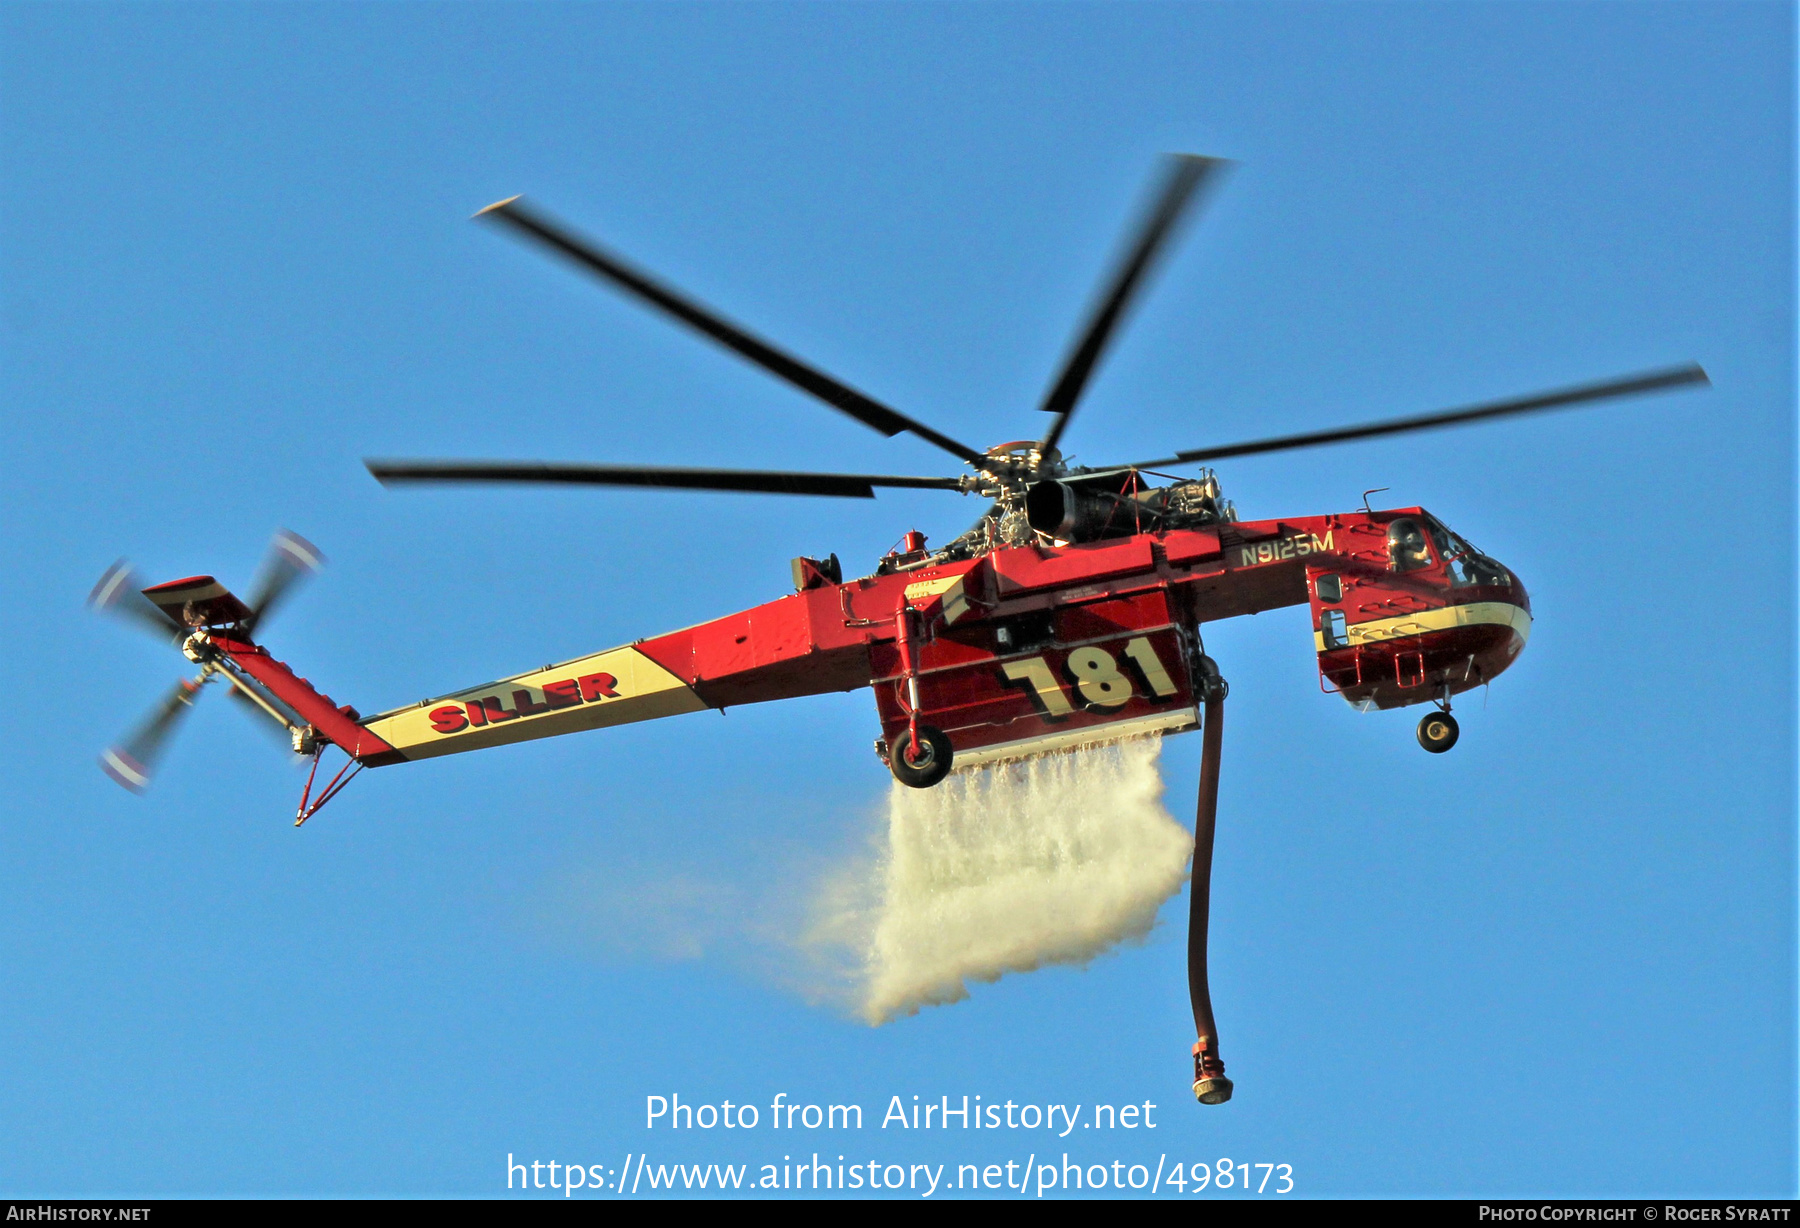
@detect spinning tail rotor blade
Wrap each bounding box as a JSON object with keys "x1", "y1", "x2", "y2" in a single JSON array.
[
  {"x1": 244, "y1": 530, "x2": 323, "y2": 635},
  {"x1": 365, "y1": 460, "x2": 966, "y2": 499},
  {"x1": 88, "y1": 560, "x2": 181, "y2": 644},
  {"x1": 1137, "y1": 363, "x2": 1710, "y2": 467},
  {"x1": 475, "y1": 196, "x2": 987, "y2": 467},
  {"x1": 1038, "y1": 155, "x2": 1228, "y2": 456},
  {"x1": 100, "y1": 676, "x2": 206, "y2": 792}
]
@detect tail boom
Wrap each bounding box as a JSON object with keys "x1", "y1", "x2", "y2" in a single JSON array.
[
  {"x1": 350, "y1": 569, "x2": 950, "y2": 763},
  {"x1": 205, "y1": 633, "x2": 398, "y2": 763},
  {"x1": 357, "y1": 643, "x2": 708, "y2": 761}
]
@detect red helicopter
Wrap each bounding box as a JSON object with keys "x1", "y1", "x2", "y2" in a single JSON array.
[{"x1": 90, "y1": 155, "x2": 1707, "y2": 1105}]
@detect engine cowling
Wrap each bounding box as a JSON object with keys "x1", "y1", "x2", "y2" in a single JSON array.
[{"x1": 1024, "y1": 480, "x2": 1121, "y2": 542}]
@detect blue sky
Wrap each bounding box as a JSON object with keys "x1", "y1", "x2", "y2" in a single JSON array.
[{"x1": 0, "y1": 1, "x2": 1791, "y2": 1198}]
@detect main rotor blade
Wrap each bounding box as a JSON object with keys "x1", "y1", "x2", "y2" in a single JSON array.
[
  {"x1": 244, "y1": 529, "x2": 323, "y2": 636},
  {"x1": 1134, "y1": 364, "x2": 1710, "y2": 468},
  {"x1": 365, "y1": 459, "x2": 966, "y2": 499},
  {"x1": 476, "y1": 197, "x2": 987, "y2": 467},
  {"x1": 1037, "y1": 155, "x2": 1228, "y2": 456},
  {"x1": 88, "y1": 560, "x2": 181, "y2": 644},
  {"x1": 100, "y1": 675, "x2": 205, "y2": 792}
]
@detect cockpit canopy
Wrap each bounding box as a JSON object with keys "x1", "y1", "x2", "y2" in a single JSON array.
[{"x1": 1386, "y1": 514, "x2": 1511, "y2": 587}]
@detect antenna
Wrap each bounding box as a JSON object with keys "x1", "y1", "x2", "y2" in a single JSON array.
[{"x1": 1361, "y1": 487, "x2": 1391, "y2": 514}]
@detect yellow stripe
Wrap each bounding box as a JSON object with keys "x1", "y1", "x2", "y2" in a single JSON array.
[
  {"x1": 1314, "y1": 601, "x2": 1531, "y2": 652},
  {"x1": 363, "y1": 645, "x2": 706, "y2": 761},
  {"x1": 905, "y1": 574, "x2": 973, "y2": 624}
]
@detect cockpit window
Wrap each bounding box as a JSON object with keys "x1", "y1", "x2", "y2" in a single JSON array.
[
  {"x1": 1386, "y1": 518, "x2": 1432, "y2": 572},
  {"x1": 1424, "y1": 520, "x2": 1451, "y2": 560},
  {"x1": 1423, "y1": 514, "x2": 1510, "y2": 587}
]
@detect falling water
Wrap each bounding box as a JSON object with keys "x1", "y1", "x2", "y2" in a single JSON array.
[{"x1": 807, "y1": 734, "x2": 1193, "y2": 1024}]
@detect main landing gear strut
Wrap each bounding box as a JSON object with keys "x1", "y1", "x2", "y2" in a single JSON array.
[
  {"x1": 1189, "y1": 655, "x2": 1233, "y2": 1106},
  {"x1": 889, "y1": 601, "x2": 953, "y2": 788}
]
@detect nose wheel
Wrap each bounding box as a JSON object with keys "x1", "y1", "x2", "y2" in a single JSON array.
[{"x1": 1417, "y1": 709, "x2": 1459, "y2": 753}]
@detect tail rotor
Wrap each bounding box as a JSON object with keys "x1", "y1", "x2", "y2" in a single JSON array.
[
  {"x1": 90, "y1": 530, "x2": 324, "y2": 792},
  {"x1": 244, "y1": 530, "x2": 324, "y2": 635},
  {"x1": 87, "y1": 560, "x2": 181, "y2": 645},
  {"x1": 99, "y1": 675, "x2": 208, "y2": 792}
]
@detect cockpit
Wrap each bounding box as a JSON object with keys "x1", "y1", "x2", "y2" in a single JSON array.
[{"x1": 1386, "y1": 513, "x2": 1513, "y2": 588}]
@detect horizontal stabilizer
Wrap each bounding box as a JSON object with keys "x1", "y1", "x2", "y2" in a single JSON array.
[{"x1": 141, "y1": 576, "x2": 254, "y2": 630}]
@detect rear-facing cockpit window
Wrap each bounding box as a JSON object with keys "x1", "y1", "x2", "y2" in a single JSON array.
[{"x1": 1386, "y1": 518, "x2": 1432, "y2": 572}]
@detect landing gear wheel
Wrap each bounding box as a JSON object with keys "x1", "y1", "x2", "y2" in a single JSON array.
[
  {"x1": 1417, "y1": 710, "x2": 1459, "y2": 754},
  {"x1": 890, "y1": 724, "x2": 953, "y2": 788}
]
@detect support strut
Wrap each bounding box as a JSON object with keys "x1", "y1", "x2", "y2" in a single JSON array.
[
  {"x1": 294, "y1": 745, "x2": 364, "y2": 827},
  {"x1": 893, "y1": 602, "x2": 922, "y2": 763},
  {"x1": 1188, "y1": 656, "x2": 1234, "y2": 1105}
]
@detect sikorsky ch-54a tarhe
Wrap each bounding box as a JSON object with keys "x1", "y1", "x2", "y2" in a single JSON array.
[{"x1": 91, "y1": 156, "x2": 1707, "y2": 1104}]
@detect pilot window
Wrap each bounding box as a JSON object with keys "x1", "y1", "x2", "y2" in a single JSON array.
[
  {"x1": 1423, "y1": 515, "x2": 1509, "y2": 587},
  {"x1": 1314, "y1": 573, "x2": 1342, "y2": 603},
  {"x1": 1448, "y1": 551, "x2": 1510, "y2": 587},
  {"x1": 1386, "y1": 518, "x2": 1432, "y2": 572}
]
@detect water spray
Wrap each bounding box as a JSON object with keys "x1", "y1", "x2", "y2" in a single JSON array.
[{"x1": 816, "y1": 733, "x2": 1194, "y2": 1026}]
